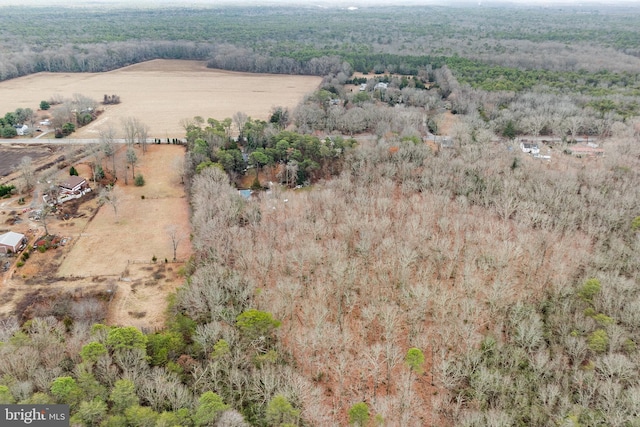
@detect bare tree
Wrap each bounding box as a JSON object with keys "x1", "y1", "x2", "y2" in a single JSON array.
[
  {"x1": 136, "y1": 121, "x2": 149, "y2": 153},
  {"x1": 121, "y1": 117, "x2": 140, "y2": 145},
  {"x1": 521, "y1": 114, "x2": 548, "y2": 137},
  {"x1": 99, "y1": 124, "x2": 119, "y2": 181},
  {"x1": 72, "y1": 93, "x2": 98, "y2": 113},
  {"x1": 121, "y1": 117, "x2": 150, "y2": 154},
  {"x1": 166, "y1": 225, "x2": 186, "y2": 261},
  {"x1": 16, "y1": 156, "x2": 36, "y2": 193},
  {"x1": 38, "y1": 202, "x2": 55, "y2": 236},
  {"x1": 233, "y1": 112, "x2": 248, "y2": 139},
  {"x1": 173, "y1": 155, "x2": 185, "y2": 185},
  {"x1": 125, "y1": 147, "x2": 137, "y2": 185},
  {"x1": 99, "y1": 185, "x2": 120, "y2": 220},
  {"x1": 566, "y1": 115, "x2": 584, "y2": 141},
  {"x1": 86, "y1": 143, "x2": 104, "y2": 183},
  {"x1": 51, "y1": 103, "x2": 74, "y2": 130}
]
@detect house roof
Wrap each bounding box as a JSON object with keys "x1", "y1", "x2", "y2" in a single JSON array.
[
  {"x1": 59, "y1": 176, "x2": 86, "y2": 190},
  {"x1": 0, "y1": 231, "x2": 25, "y2": 248}
]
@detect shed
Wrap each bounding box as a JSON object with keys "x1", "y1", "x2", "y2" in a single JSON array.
[{"x1": 0, "y1": 231, "x2": 26, "y2": 254}]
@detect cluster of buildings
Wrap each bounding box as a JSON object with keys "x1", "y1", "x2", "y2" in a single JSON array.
[
  {"x1": 519, "y1": 139, "x2": 604, "y2": 158},
  {"x1": 1, "y1": 175, "x2": 90, "y2": 262}
]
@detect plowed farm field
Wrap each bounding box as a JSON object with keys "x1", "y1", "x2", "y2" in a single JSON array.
[{"x1": 0, "y1": 59, "x2": 321, "y2": 139}]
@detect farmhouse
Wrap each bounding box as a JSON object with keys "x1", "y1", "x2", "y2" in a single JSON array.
[
  {"x1": 14, "y1": 124, "x2": 29, "y2": 136},
  {"x1": 374, "y1": 82, "x2": 389, "y2": 90},
  {"x1": 0, "y1": 231, "x2": 26, "y2": 254},
  {"x1": 44, "y1": 176, "x2": 91, "y2": 205},
  {"x1": 59, "y1": 176, "x2": 88, "y2": 194},
  {"x1": 520, "y1": 140, "x2": 540, "y2": 154}
]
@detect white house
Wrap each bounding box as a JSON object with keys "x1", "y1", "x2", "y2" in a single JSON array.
[
  {"x1": 374, "y1": 82, "x2": 388, "y2": 90},
  {"x1": 15, "y1": 124, "x2": 29, "y2": 136},
  {"x1": 0, "y1": 231, "x2": 26, "y2": 254},
  {"x1": 520, "y1": 140, "x2": 540, "y2": 154}
]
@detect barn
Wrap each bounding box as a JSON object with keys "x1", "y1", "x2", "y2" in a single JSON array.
[{"x1": 0, "y1": 231, "x2": 26, "y2": 254}]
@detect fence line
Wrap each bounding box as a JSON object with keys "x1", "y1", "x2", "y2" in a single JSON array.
[{"x1": 127, "y1": 259, "x2": 187, "y2": 265}]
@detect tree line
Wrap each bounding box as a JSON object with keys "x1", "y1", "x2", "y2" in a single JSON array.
[{"x1": 2, "y1": 4, "x2": 640, "y2": 95}]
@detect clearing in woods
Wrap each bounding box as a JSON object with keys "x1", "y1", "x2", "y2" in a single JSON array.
[{"x1": 0, "y1": 144, "x2": 191, "y2": 329}]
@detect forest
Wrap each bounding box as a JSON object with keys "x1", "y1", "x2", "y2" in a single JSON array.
[{"x1": 1, "y1": 2, "x2": 640, "y2": 426}]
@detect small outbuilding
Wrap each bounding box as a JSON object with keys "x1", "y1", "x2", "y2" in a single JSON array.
[{"x1": 0, "y1": 231, "x2": 26, "y2": 254}]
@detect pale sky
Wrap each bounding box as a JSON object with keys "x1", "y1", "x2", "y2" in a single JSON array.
[{"x1": 0, "y1": 0, "x2": 638, "y2": 5}]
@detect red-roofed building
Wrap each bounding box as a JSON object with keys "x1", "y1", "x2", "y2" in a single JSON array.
[{"x1": 568, "y1": 145, "x2": 605, "y2": 157}]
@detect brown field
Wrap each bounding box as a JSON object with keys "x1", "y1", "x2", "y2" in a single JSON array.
[
  {"x1": 0, "y1": 144, "x2": 191, "y2": 329},
  {"x1": 0, "y1": 145, "x2": 62, "y2": 178},
  {"x1": 0, "y1": 59, "x2": 322, "y2": 139}
]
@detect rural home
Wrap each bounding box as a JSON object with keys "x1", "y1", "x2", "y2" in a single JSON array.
[
  {"x1": 14, "y1": 124, "x2": 29, "y2": 136},
  {"x1": 374, "y1": 82, "x2": 389, "y2": 90},
  {"x1": 520, "y1": 140, "x2": 540, "y2": 154},
  {"x1": 59, "y1": 176, "x2": 88, "y2": 194},
  {"x1": 0, "y1": 231, "x2": 26, "y2": 254},
  {"x1": 44, "y1": 176, "x2": 91, "y2": 205}
]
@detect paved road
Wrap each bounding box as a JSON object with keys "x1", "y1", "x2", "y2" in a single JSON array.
[{"x1": 0, "y1": 137, "x2": 173, "y2": 145}]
